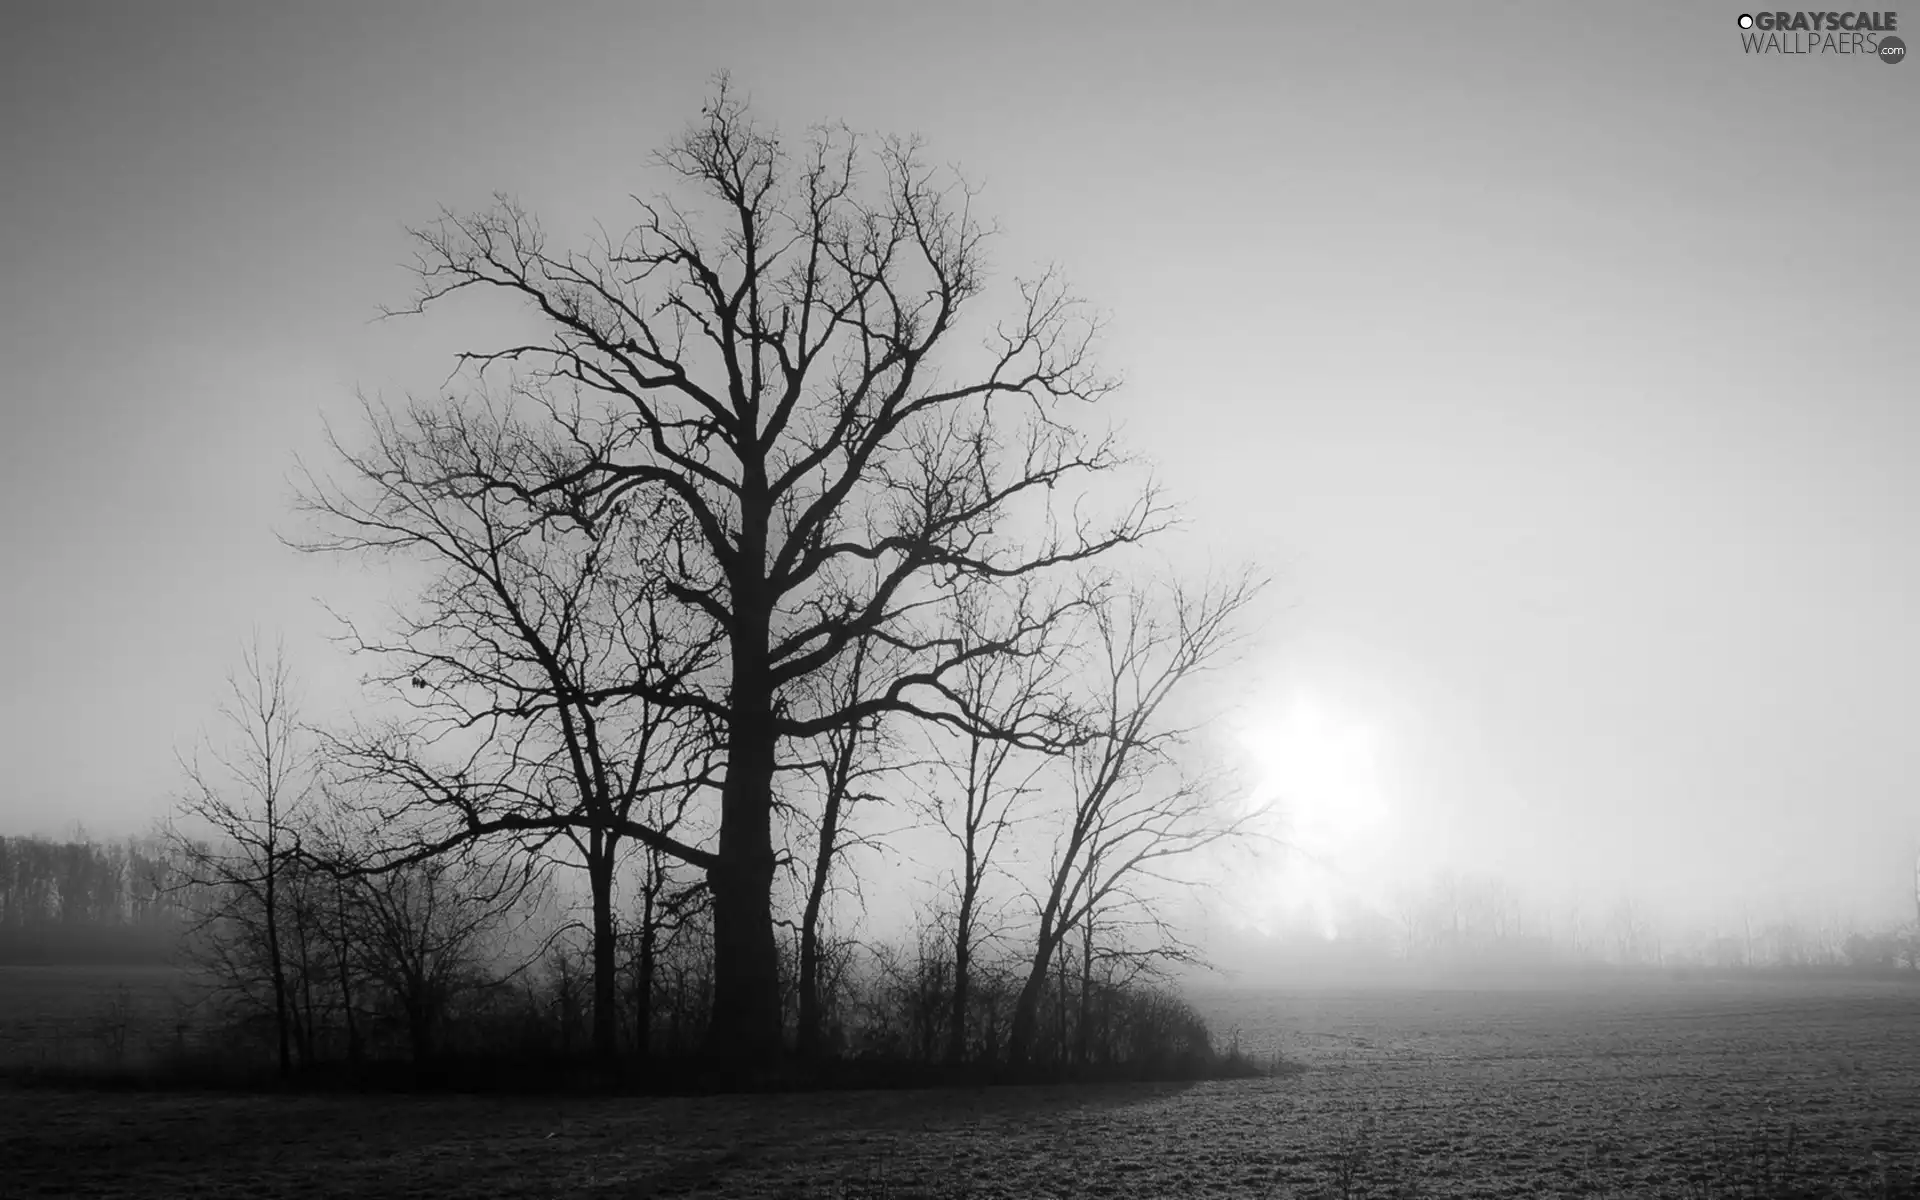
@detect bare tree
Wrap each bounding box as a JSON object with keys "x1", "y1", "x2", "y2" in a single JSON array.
[
  {"x1": 791, "y1": 634, "x2": 894, "y2": 1060},
  {"x1": 364, "y1": 79, "x2": 1167, "y2": 1062},
  {"x1": 299, "y1": 396, "x2": 720, "y2": 1066},
  {"x1": 1005, "y1": 574, "x2": 1261, "y2": 1067},
  {"x1": 343, "y1": 850, "x2": 532, "y2": 1065},
  {"x1": 1610, "y1": 896, "x2": 1656, "y2": 966},
  {"x1": 170, "y1": 636, "x2": 315, "y2": 1077},
  {"x1": 919, "y1": 585, "x2": 1071, "y2": 1063},
  {"x1": 1390, "y1": 886, "x2": 1424, "y2": 961},
  {"x1": 624, "y1": 835, "x2": 709, "y2": 1057}
]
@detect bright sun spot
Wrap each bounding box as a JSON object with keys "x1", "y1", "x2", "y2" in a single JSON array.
[{"x1": 1227, "y1": 693, "x2": 1398, "y2": 940}]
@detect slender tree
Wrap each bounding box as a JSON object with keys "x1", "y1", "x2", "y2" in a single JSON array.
[
  {"x1": 1005, "y1": 575, "x2": 1260, "y2": 1067},
  {"x1": 919, "y1": 585, "x2": 1072, "y2": 1063},
  {"x1": 792, "y1": 634, "x2": 892, "y2": 1060},
  {"x1": 170, "y1": 636, "x2": 315, "y2": 1077},
  {"x1": 625, "y1": 836, "x2": 708, "y2": 1057},
  {"x1": 342, "y1": 849, "x2": 530, "y2": 1065}
]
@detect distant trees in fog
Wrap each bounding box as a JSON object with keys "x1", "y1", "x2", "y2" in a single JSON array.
[
  {"x1": 0, "y1": 835, "x2": 184, "y2": 964},
  {"x1": 1355, "y1": 872, "x2": 1920, "y2": 976}
]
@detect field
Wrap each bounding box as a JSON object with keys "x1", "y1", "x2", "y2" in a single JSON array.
[
  {"x1": 0, "y1": 964, "x2": 198, "y2": 1071},
  {"x1": 3, "y1": 968, "x2": 1918, "y2": 1197}
]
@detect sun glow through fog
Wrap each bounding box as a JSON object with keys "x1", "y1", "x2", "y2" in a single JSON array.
[{"x1": 1231, "y1": 693, "x2": 1399, "y2": 940}]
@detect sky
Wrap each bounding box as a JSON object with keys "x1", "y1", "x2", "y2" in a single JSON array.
[{"x1": 3, "y1": 1, "x2": 1916, "y2": 939}]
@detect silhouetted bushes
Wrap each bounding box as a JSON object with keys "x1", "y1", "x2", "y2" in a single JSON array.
[{"x1": 5, "y1": 902, "x2": 1247, "y2": 1093}]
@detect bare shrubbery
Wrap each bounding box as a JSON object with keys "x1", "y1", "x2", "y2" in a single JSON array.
[
  {"x1": 100, "y1": 849, "x2": 1238, "y2": 1089},
  {"x1": 765, "y1": 918, "x2": 1232, "y2": 1082}
]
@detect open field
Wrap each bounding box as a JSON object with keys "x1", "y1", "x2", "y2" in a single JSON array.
[
  {"x1": 3, "y1": 971, "x2": 1918, "y2": 1197},
  {"x1": 0, "y1": 965, "x2": 199, "y2": 1072}
]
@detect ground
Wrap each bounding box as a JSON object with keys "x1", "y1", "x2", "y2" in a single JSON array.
[{"x1": 3, "y1": 969, "x2": 1917, "y2": 1197}]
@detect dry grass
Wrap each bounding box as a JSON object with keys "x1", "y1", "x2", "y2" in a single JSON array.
[{"x1": 3, "y1": 970, "x2": 1917, "y2": 1197}]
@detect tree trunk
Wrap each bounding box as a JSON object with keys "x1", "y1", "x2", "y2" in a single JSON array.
[
  {"x1": 293, "y1": 894, "x2": 318, "y2": 1066},
  {"x1": 706, "y1": 590, "x2": 783, "y2": 1065},
  {"x1": 1055, "y1": 953, "x2": 1068, "y2": 1065},
  {"x1": 796, "y1": 763, "x2": 846, "y2": 1060},
  {"x1": 263, "y1": 848, "x2": 291, "y2": 1078},
  {"x1": 1076, "y1": 919, "x2": 1093, "y2": 1067},
  {"x1": 795, "y1": 901, "x2": 824, "y2": 1059},
  {"x1": 946, "y1": 910, "x2": 971, "y2": 1065},
  {"x1": 635, "y1": 910, "x2": 656, "y2": 1058},
  {"x1": 334, "y1": 919, "x2": 360, "y2": 1065},
  {"x1": 589, "y1": 839, "x2": 619, "y2": 1067},
  {"x1": 407, "y1": 999, "x2": 432, "y2": 1066},
  {"x1": 1005, "y1": 916, "x2": 1060, "y2": 1068}
]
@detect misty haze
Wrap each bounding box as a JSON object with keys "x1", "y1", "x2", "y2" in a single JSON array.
[{"x1": 2, "y1": 3, "x2": 1916, "y2": 1197}]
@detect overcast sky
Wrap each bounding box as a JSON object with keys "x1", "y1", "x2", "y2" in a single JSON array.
[{"x1": 3, "y1": 1, "x2": 1915, "y2": 935}]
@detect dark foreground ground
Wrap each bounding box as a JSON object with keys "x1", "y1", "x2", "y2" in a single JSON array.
[{"x1": 4, "y1": 974, "x2": 1919, "y2": 1198}]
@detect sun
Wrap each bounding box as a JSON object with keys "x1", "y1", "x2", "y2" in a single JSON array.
[{"x1": 1226, "y1": 691, "x2": 1398, "y2": 938}]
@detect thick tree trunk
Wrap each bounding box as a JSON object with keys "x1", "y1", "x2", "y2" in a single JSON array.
[
  {"x1": 589, "y1": 842, "x2": 619, "y2": 1067},
  {"x1": 407, "y1": 1001, "x2": 432, "y2": 1066},
  {"x1": 706, "y1": 592, "x2": 783, "y2": 1065},
  {"x1": 707, "y1": 819, "x2": 781, "y2": 1061}
]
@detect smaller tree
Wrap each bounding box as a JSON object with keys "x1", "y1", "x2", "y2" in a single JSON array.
[
  {"x1": 622, "y1": 804, "x2": 710, "y2": 1058},
  {"x1": 1005, "y1": 573, "x2": 1261, "y2": 1067},
  {"x1": 790, "y1": 633, "x2": 918, "y2": 1060},
  {"x1": 918, "y1": 585, "x2": 1074, "y2": 1063},
  {"x1": 343, "y1": 850, "x2": 532, "y2": 1065},
  {"x1": 169, "y1": 636, "x2": 316, "y2": 1077}
]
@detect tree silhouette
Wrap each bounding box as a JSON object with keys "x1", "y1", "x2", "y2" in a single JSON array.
[
  {"x1": 1005, "y1": 575, "x2": 1259, "y2": 1066},
  {"x1": 298, "y1": 396, "x2": 719, "y2": 1066},
  {"x1": 170, "y1": 636, "x2": 314, "y2": 1077},
  {"x1": 363, "y1": 78, "x2": 1166, "y2": 1063}
]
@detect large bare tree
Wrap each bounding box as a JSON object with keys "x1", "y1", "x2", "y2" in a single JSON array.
[{"x1": 369, "y1": 80, "x2": 1166, "y2": 1062}]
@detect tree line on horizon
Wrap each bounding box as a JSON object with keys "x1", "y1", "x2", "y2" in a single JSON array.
[
  {"x1": 0, "y1": 835, "x2": 182, "y2": 965},
  {"x1": 1227, "y1": 869, "x2": 1920, "y2": 976}
]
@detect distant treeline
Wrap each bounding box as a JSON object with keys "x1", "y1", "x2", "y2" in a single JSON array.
[
  {"x1": 1238, "y1": 870, "x2": 1920, "y2": 978},
  {"x1": 0, "y1": 836, "x2": 187, "y2": 965}
]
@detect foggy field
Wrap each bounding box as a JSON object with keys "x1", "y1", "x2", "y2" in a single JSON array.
[
  {"x1": 5, "y1": 974, "x2": 1918, "y2": 1198},
  {"x1": 0, "y1": 966, "x2": 195, "y2": 1072}
]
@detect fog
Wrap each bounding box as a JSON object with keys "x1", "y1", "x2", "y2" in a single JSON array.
[{"x1": 3, "y1": 2, "x2": 1915, "y2": 961}]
